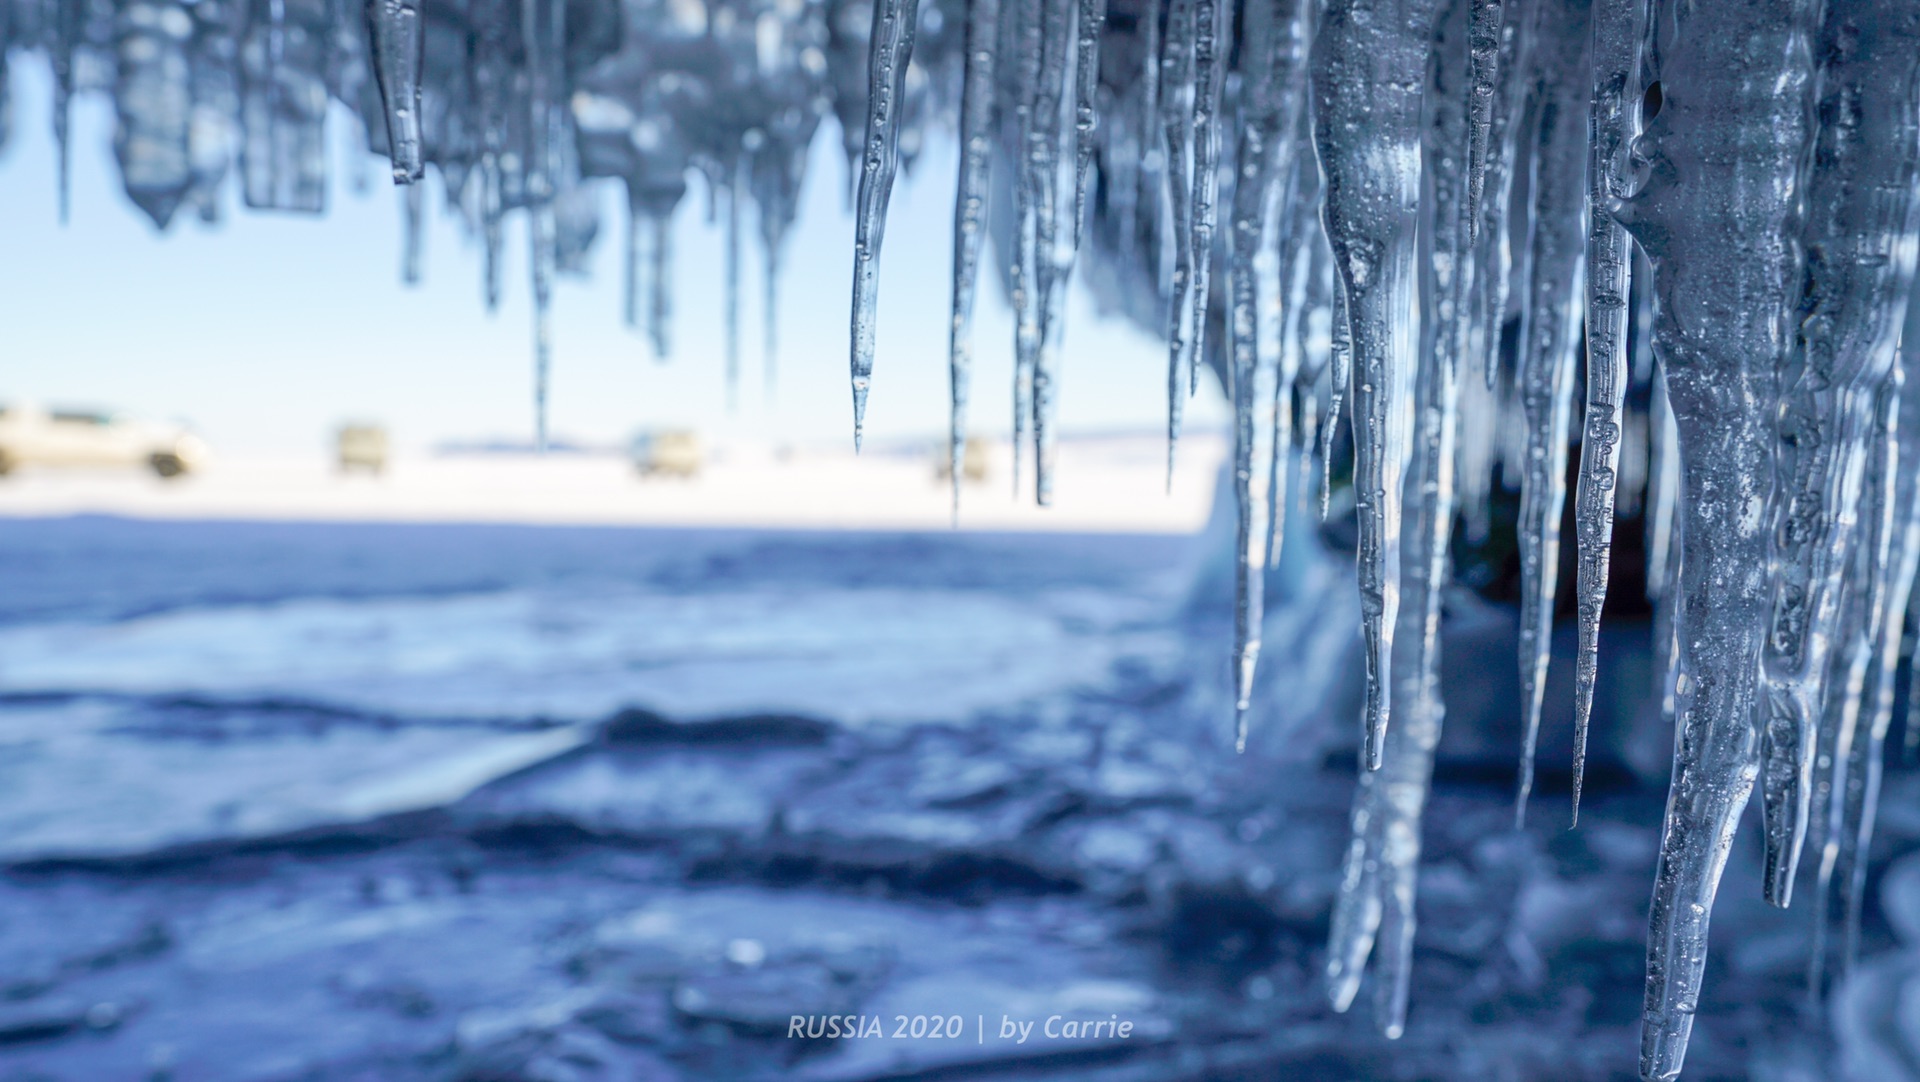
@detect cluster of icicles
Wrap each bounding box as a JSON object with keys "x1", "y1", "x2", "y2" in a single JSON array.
[{"x1": 13, "y1": 0, "x2": 1920, "y2": 1074}]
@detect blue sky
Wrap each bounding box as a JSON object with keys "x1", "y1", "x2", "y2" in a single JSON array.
[{"x1": 0, "y1": 60, "x2": 1229, "y2": 455}]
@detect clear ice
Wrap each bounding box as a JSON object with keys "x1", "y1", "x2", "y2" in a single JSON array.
[{"x1": 18, "y1": 0, "x2": 1920, "y2": 1076}]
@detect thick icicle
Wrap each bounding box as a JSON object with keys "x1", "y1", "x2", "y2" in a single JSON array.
[
  {"x1": 1160, "y1": 0, "x2": 1195, "y2": 483},
  {"x1": 1312, "y1": 0, "x2": 1441, "y2": 771},
  {"x1": 364, "y1": 0, "x2": 424, "y2": 183},
  {"x1": 846, "y1": 0, "x2": 920, "y2": 450},
  {"x1": 1614, "y1": 0, "x2": 1814, "y2": 1072},
  {"x1": 1756, "y1": 0, "x2": 1920, "y2": 907},
  {"x1": 1185, "y1": 0, "x2": 1230, "y2": 393},
  {"x1": 948, "y1": 0, "x2": 998, "y2": 516},
  {"x1": 1512, "y1": 0, "x2": 1589, "y2": 829},
  {"x1": 1569, "y1": 0, "x2": 1640, "y2": 825}
]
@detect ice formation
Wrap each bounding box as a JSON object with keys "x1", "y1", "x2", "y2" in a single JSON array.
[{"x1": 9, "y1": 0, "x2": 1920, "y2": 1075}]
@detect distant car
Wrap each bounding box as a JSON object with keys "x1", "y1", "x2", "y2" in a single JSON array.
[
  {"x1": 630, "y1": 430, "x2": 702, "y2": 478},
  {"x1": 0, "y1": 403, "x2": 208, "y2": 478},
  {"x1": 934, "y1": 437, "x2": 992, "y2": 485},
  {"x1": 336, "y1": 424, "x2": 389, "y2": 474}
]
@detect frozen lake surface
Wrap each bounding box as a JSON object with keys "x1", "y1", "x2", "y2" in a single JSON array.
[{"x1": 0, "y1": 514, "x2": 1909, "y2": 1080}]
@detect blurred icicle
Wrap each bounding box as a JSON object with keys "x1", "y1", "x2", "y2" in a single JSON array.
[
  {"x1": 365, "y1": 0, "x2": 424, "y2": 182},
  {"x1": 948, "y1": 0, "x2": 998, "y2": 517},
  {"x1": 1755, "y1": 0, "x2": 1920, "y2": 908}
]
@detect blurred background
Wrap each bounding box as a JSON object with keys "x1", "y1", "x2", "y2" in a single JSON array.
[{"x1": 0, "y1": 10, "x2": 1916, "y2": 1081}]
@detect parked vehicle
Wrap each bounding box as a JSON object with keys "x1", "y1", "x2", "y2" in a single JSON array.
[
  {"x1": 933, "y1": 437, "x2": 992, "y2": 485},
  {"x1": 336, "y1": 424, "x2": 389, "y2": 474},
  {"x1": 0, "y1": 403, "x2": 208, "y2": 478},
  {"x1": 630, "y1": 430, "x2": 702, "y2": 478}
]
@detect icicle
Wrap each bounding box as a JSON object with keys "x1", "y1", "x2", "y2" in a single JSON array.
[
  {"x1": 1368, "y1": 0, "x2": 1471, "y2": 1035},
  {"x1": 400, "y1": 182, "x2": 424, "y2": 284},
  {"x1": 50, "y1": 0, "x2": 78, "y2": 223},
  {"x1": 530, "y1": 202, "x2": 556, "y2": 453},
  {"x1": 651, "y1": 212, "x2": 674, "y2": 361},
  {"x1": 1845, "y1": 350, "x2": 1920, "y2": 978},
  {"x1": 846, "y1": 0, "x2": 920, "y2": 451},
  {"x1": 1320, "y1": 282, "x2": 1349, "y2": 522},
  {"x1": 1312, "y1": 0, "x2": 1441, "y2": 772},
  {"x1": 1756, "y1": 0, "x2": 1920, "y2": 908},
  {"x1": 1070, "y1": 0, "x2": 1106, "y2": 248},
  {"x1": 1462, "y1": 0, "x2": 1501, "y2": 242},
  {"x1": 114, "y1": 1, "x2": 196, "y2": 229},
  {"x1": 1809, "y1": 378, "x2": 1895, "y2": 1001},
  {"x1": 1227, "y1": 0, "x2": 1308, "y2": 749},
  {"x1": 1473, "y1": 1, "x2": 1534, "y2": 391},
  {"x1": 1512, "y1": 0, "x2": 1590, "y2": 829},
  {"x1": 1160, "y1": 0, "x2": 1195, "y2": 485},
  {"x1": 1185, "y1": 0, "x2": 1230, "y2": 396},
  {"x1": 365, "y1": 0, "x2": 424, "y2": 183},
  {"x1": 1645, "y1": 369, "x2": 1678, "y2": 600},
  {"x1": 1029, "y1": 0, "x2": 1074, "y2": 507},
  {"x1": 1569, "y1": 0, "x2": 1640, "y2": 826},
  {"x1": 1269, "y1": 143, "x2": 1320, "y2": 569},
  {"x1": 726, "y1": 171, "x2": 741, "y2": 409},
  {"x1": 1009, "y1": 0, "x2": 1044, "y2": 496},
  {"x1": 949, "y1": 0, "x2": 998, "y2": 517},
  {"x1": 1614, "y1": 0, "x2": 1815, "y2": 1072}
]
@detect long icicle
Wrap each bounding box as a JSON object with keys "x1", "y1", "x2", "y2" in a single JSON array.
[
  {"x1": 1511, "y1": 0, "x2": 1590, "y2": 828},
  {"x1": 1028, "y1": 0, "x2": 1072, "y2": 506},
  {"x1": 1810, "y1": 376, "x2": 1897, "y2": 1001},
  {"x1": 1373, "y1": 0, "x2": 1470, "y2": 1035},
  {"x1": 1160, "y1": 0, "x2": 1195, "y2": 486},
  {"x1": 1227, "y1": 0, "x2": 1308, "y2": 750},
  {"x1": 847, "y1": 0, "x2": 920, "y2": 451},
  {"x1": 1186, "y1": 0, "x2": 1231, "y2": 396},
  {"x1": 1474, "y1": 0, "x2": 1534, "y2": 391},
  {"x1": 1845, "y1": 348, "x2": 1920, "y2": 977},
  {"x1": 1613, "y1": 0, "x2": 1815, "y2": 1072},
  {"x1": 1311, "y1": 0, "x2": 1437, "y2": 773},
  {"x1": 1010, "y1": 0, "x2": 1043, "y2": 496},
  {"x1": 948, "y1": 0, "x2": 999, "y2": 518},
  {"x1": 1569, "y1": 0, "x2": 1641, "y2": 826}
]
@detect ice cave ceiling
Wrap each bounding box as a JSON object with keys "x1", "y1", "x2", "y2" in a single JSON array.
[{"x1": 2, "y1": 0, "x2": 1919, "y2": 1077}]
